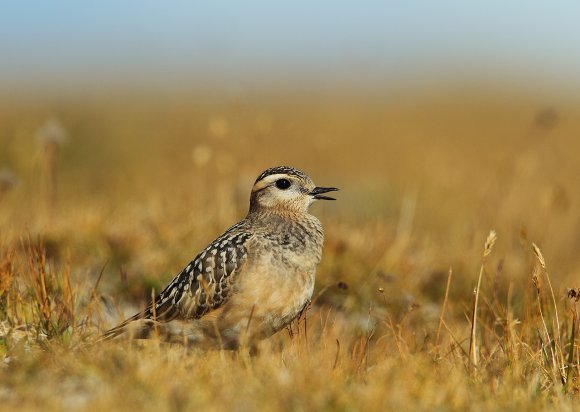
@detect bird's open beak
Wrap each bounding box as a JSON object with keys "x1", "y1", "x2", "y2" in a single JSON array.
[{"x1": 310, "y1": 186, "x2": 339, "y2": 200}]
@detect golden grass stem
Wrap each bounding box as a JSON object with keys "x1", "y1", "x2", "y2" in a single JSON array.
[
  {"x1": 536, "y1": 283, "x2": 560, "y2": 382},
  {"x1": 469, "y1": 230, "x2": 497, "y2": 369},
  {"x1": 82, "y1": 260, "x2": 108, "y2": 330},
  {"x1": 469, "y1": 272, "x2": 482, "y2": 368},
  {"x1": 565, "y1": 303, "x2": 576, "y2": 389},
  {"x1": 151, "y1": 288, "x2": 158, "y2": 337},
  {"x1": 532, "y1": 243, "x2": 566, "y2": 384},
  {"x1": 63, "y1": 258, "x2": 74, "y2": 331},
  {"x1": 435, "y1": 267, "x2": 453, "y2": 351},
  {"x1": 440, "y1": 318, "x2": 470, "y2": 361},
  {"x1": 333, "y1": 339, "x2": 341, "y2": 370},
  {"x1": 378, "y1": 289, "x2": 406, "y2": 359}
]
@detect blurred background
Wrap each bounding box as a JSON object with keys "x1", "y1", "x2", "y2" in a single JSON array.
[
  {"x1": 1, "y1": 1, "x2": 579, "y2": 310},
  {"x1": 2, "y1": 2, "x2": 580, "y2": 96}
]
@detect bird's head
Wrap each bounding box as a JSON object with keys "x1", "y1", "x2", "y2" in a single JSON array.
[{"x1": 249, "y1": 166, "x2": 338, "y2": 215}]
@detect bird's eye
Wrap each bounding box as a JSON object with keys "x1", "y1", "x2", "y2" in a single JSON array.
[{"x1": 275, "y1": 179, "x2": 291, "y2": 190}]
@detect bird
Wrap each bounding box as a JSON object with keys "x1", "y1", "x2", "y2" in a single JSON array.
[{"x1": 101, "y1": 166, "x2": 338, "y2": 349}]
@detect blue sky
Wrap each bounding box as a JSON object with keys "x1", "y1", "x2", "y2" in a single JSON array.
[{"x1": 1, "y1": 1, "x2": 580, "y2": 92}]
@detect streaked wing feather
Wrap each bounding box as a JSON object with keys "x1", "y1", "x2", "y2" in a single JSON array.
[
  {"x1": 101, "y1": 222, "x2": 251, "y2": 340},
  {"x1": 153, "y1": 222, "x2": 251, "y2": 320}
]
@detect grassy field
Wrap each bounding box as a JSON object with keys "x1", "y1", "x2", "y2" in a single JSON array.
[{"x1": 1, "y1": 90, "x2": 580, "y2": 410}]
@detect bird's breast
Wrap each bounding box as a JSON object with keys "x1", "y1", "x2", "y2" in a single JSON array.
[{"x1": 211, "y1": 214, "x2": 324, "y2": 345}]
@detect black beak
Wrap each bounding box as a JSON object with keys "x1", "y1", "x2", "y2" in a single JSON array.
[{"x1": 310, "y1": 186, "x2": 339, "y2": 200}]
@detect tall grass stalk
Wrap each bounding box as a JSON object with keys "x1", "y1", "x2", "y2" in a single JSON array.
[{"x1": 469, "y1": 230, "x2": 497, "y2": 369}]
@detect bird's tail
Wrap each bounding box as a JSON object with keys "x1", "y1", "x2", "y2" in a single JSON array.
[
  {"x1": 98, "y1": 294, "x2": 182, "y2": 343},
  {"x1": 98, "y1": 306, "x2": 155, "y2": 342}
]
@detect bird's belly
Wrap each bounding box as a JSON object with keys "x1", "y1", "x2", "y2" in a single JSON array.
[{"x1": 215, "y1": 263, "x2": 315, "y2": 347}]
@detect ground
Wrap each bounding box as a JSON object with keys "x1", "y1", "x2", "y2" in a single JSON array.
[{"x1": 1, "y1": 90, "x2": 579, "y2": 410}]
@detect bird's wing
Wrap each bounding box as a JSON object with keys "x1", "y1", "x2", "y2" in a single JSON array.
[
  {"x1": 154, "y1": 223, "x2": 252, "y2": 321},
  {"x1": 101, "y1": 221, "x2": 252, "y2": 340}
]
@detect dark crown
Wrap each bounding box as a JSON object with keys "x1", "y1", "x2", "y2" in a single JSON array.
[{"x1": 254, "y1": 166, "x2": 309, "y2": 183}]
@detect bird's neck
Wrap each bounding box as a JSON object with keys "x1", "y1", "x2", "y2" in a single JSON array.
[{"x1": 247, "y1": 208, "x2": 309, "y2": 223}]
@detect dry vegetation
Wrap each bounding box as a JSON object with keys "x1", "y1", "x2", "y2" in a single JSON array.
[{"x1": 1, "y1": 90, "x2": 580, "y2": 410}]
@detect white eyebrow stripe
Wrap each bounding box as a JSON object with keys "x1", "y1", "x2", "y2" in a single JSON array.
[{"x1": 251, "y1": 174, "x2": 293, "y2": 192}]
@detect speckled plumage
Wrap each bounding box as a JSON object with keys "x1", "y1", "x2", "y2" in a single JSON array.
[{"x1": 101, "y1": 166, "x2": 337, "y2": 349}]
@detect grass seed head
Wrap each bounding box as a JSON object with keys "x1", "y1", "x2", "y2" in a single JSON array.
[
  {"x1": 532, "y1": 243, "x2": 546, "y2": 269},
  {"x1": 483, "y1": 230, "x2": 497, "y2": 258}
]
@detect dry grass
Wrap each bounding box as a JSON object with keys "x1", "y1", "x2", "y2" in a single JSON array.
[{"x1": 1, "y1": 90, "x2": 580, "y2": 410}]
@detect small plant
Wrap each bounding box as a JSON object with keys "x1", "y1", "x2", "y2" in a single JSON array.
[
  {"x1": 1, "y1": 238, "x2": 76, "y2": 343},
  {"x1": 35, "y1": 118, "x2": 68, "y2": 209}
]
